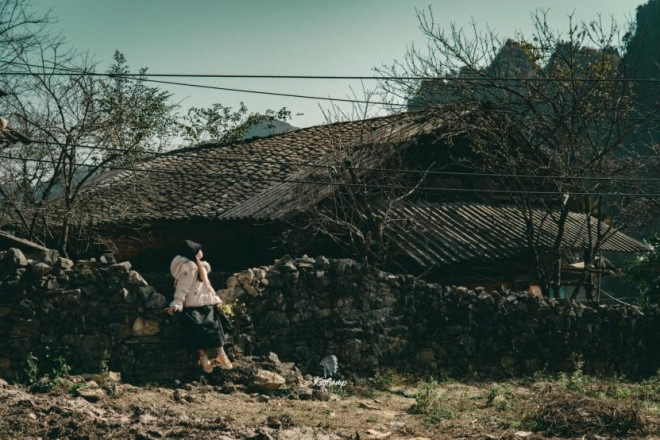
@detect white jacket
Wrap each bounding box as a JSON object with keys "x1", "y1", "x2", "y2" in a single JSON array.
[{"x1": 169, "y1": 256, "x2": 222, "y2": 311}]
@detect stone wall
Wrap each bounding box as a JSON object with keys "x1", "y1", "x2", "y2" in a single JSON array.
[
  {"x1": 0, "y1": 248, "x2": 197, "y2": 382},
  {"x1": 1, "y1": 248, "x2": 658, "y2": 383},
  {"x1": 234, "y1": 256, "x2": 660, "y2": 379}
]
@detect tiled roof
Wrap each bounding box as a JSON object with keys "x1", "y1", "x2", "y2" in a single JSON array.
[
  {"x1": 65, "y1": 111, "x2": 445, "y2": 226},
  {"x1": 388, "y1": 201, "x2": 650, "y2": 268}
]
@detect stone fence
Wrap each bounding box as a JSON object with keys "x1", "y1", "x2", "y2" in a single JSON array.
[
  {"x1": 0, "y1": 248, "x2": 658, "y2": 382},
  {"x1": 232, "y1": 256, "x2": 660, "y2": 379},
  {"x1": 0, "y1": 248, "x2": 195, "y2": 382}
]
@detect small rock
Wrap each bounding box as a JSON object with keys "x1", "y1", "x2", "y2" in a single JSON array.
[
  {"x1": 99, "y1": 254, "x2": 117, "y2": 264},
  {"x1": 237, "y1": 269, "x2": 254, "y2": 284},
  {"x1": 109, "y1": 261, "x2": 132, "y2": 274},
  {"x1": 56, "y1": 257, "x2": 74, "y2": 270},
  {"x1": 132, "y1": 317, "x2": 160, "y2": 336},
  {"x1": 127, "y1": 270, "x2": 148, "y2": 287},
  {"x1": 221, "y1": 383, "x2": 248, "y2": 394},
  {"x1": 257, "y1": 394, "x2": 270, "y2": 403},
  {"x1": 359, "y1": 401, "x2": 379, "y2": 410},
  {"x1": 313, "y1": 390, "x2": 331, "y2": 401},
  {"x1": 6, "y1": 248, "x2": 27, "y2": 267},
  {"x1": 252, "y1": 369, "x2": 286, "y2": 391},
  {"x1": 295, "y1": 386, "x2": 314, "y2": 400},
  {"x1": 265, "y1": 352, "x2": 281, "y2": 365},
  {"x1": 365, "y1": 429, "x2": 391, "y2": 439},
  {"x1": 145, "y1": 293, "x2": 167, "y2": 309},
  {"x1": 77, "y1": 381, "x2": 104, "y2": 402},
  {"x1": 243, "y1": 285, "x2": 259, "y2": 297},
  {"x1": 30, "y1": 262, "x2": 52, "y2": 277},
  {"x1": 173, "y1": 389, "x2": 185, "y2": 402}
]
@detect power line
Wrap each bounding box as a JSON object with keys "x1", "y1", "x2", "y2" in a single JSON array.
[
  {"x1": 15, "y1": 138, "x2": 660, "y2": 184},
  {"x1": 7, "y1": 62, "x2": 660, "y2": 120},
  {"x1": 3, "y1": 68, "x2": 660, "y2": 83},
  {"x1": 1, "y1": 153, "x2": 659, "y2": 197},
  {"x1": 143, "y1": 77, "x2": 401, "y2": 106}
]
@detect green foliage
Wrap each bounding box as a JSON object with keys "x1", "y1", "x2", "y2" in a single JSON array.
[
  {"x1": 97, "y1": 50, "x2": 179, "y2": 159},
  {"x1": 99, "y1": 350, "x2": 110, "y2": 373},
  {"x1": 24, "y1": 353, "x2": 39, "y2": 385},
  {"x1": 370, "y1": 369, "x2": 405, "y2": 391},
  {"x1": 409, "y1": 378, "x2": 456, "y2": 424},
  {"x1": 179, "y1": 102, "x2": 291, "y2": 145},
  {"x1": 221, "y1": 299, "x2": 246, "y2": 317},
  {"x1": 557, "y1": 360, "x2": 594, "y2": 394},
  {"x1": 487, "y1": 383, "x2": 517, "y2": 411},
  {"x1": 272, "y1": 384, "x2": 293, "y2": 399},
  {"x1": 23, "y1": 353, "x2": 72, "y2": 392},
  {"x1": 639, "y1": 370, "x2": 660, "y2": 402},
  {"x1": 623, "y1": 234, "x2": 660, "y2": 305}
]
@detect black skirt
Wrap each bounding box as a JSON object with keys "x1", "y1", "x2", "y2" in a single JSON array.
[{"x1": 180, "y1": 305, "x2": 227, "y2": 350}]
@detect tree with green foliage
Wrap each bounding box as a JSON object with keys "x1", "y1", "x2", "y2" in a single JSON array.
[
  {"x1": 96, "y1": 51, "x2": 178, "y2": 160},
  {"x1": 624, "y1": 234, "x2": 660, "y2": 304},
  {"x1": 0, "y1": 37, "x2": 179, "y2": 254},
  {"x1": 179, "y1": 102, "x2": 291, "y2": 144}
]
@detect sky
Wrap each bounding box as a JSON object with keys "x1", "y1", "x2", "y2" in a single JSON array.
[{"x1": 34, "y1": 0, "x2": 646, "y2": 129}]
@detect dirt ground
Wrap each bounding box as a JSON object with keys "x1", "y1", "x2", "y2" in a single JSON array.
[{"x1": 0, "y1": 372, "x2": 658, "y2": 440}]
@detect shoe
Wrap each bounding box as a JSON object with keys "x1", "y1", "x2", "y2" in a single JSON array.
[
  {"x1": 199, "y1": 355, "x2": 213, "y2": 373},
  {"x1": 216, "y1": 351, "x2": 233, "y2": 370}
]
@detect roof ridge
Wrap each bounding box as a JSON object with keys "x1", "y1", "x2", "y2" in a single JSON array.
[{"x1": 163, "y1": 110, "x2": 417, "y2": 156}]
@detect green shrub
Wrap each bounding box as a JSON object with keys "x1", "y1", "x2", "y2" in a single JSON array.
[
  {"x1": 487, "y1": 383, "x2": 517, "y2": 411},
  {"x1": 558, "y1": 360, "x2": 593, "y2": 394},
  {"x1": 371, "y1": 370, "x2": 404, "y2": 390},
  {"x1": 409, "y1": 378, "x2": 456, "y2": 424},
  {"x1": 23, "y1": 353, "x2": 72, "y2": 392},
  {"x1": 24, "y1": 353, "x2": 39, "y2": 385}
]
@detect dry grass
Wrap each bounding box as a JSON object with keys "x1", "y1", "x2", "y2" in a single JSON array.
[{"x1": 523, "y1": 385, "x2": 647, "y2": 437}]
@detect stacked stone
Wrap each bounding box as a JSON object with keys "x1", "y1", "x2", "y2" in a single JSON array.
[
  {"x1": 1, "y1": 246, "x2": 658, "y2": 383},
  {"x1": 0, "y1": 247, "x2": 193, "y2": 382},
  {"x1": 230, "y1": 255, "x2": 660, "y2": 379}
]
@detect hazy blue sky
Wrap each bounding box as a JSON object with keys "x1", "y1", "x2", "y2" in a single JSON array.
[{"x1": 35, "y1": 0, "x2": 645, "y2": 128}]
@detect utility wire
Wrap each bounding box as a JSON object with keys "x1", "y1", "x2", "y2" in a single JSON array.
[
  {"x1": 7, "y1": 61, "x2": 660, "y2": 124},
  {"x1": 1, "y1": 153, "x2": 659, "y2": 197},
  {"x1": 143, "y1": 77, "x2": 401, "y2": 106},
  {"x1": 3, "y1": 68, "x2": 660, "y2": 83},
  {"x1": 11, "y1": 138, "x2": 660, "y2": 184}
]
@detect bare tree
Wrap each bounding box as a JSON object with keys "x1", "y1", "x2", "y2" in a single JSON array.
[
  {"x1": 281, "y1": 90, "x2": 435, "y2": 269},
  {"x1": 0, "y1": 9, "x2": 178, "y2": 255},
  {"x1": 377, "y1": 8, "x2": 658, "y2": 297}
]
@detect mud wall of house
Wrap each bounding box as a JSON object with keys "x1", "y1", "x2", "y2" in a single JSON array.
[{"x1": 0, "y1": 247, "x2": 658, "y2": 383}]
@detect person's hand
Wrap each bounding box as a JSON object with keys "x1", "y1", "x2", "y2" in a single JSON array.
[{"x1": 164, "y1": 307, "x2": 179, "y2": 316}]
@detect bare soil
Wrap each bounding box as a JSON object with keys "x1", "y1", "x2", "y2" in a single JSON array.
[{"x1": 0, "y1": 374, "x2": 658, "y2": 439}]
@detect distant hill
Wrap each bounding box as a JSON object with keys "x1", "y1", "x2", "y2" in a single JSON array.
[{"x1": 242, "y1": 119, "x2": 297, "y2": 139}]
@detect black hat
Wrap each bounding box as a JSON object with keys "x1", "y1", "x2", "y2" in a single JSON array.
[
  {"x1": 179, "y1": 239, "x2": 202, "y2": 261},
  {"x1": 185, "y1": 239, "x2": 202, "y2": 253}
]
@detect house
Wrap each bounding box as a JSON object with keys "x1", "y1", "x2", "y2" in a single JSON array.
[{"x1": 27, "y1": 110, "x2": 649, "y2": 291}]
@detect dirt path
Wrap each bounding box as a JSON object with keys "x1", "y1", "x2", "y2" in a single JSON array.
[{"x1": 0, "y1": 375, "x2": 657, "y2": 439}]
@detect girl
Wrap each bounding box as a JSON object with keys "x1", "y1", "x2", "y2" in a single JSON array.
[{"x1": 164, "y1": 240, "x2": 232, "y2": 373}]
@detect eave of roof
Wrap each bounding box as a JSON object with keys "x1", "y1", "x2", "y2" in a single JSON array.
[
  {"x1": 387, "y1": 201, "x2": 650, "y2": 269},
  {"x1": 52, "y1": 110, "x2": 445, "y2": 226}
]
